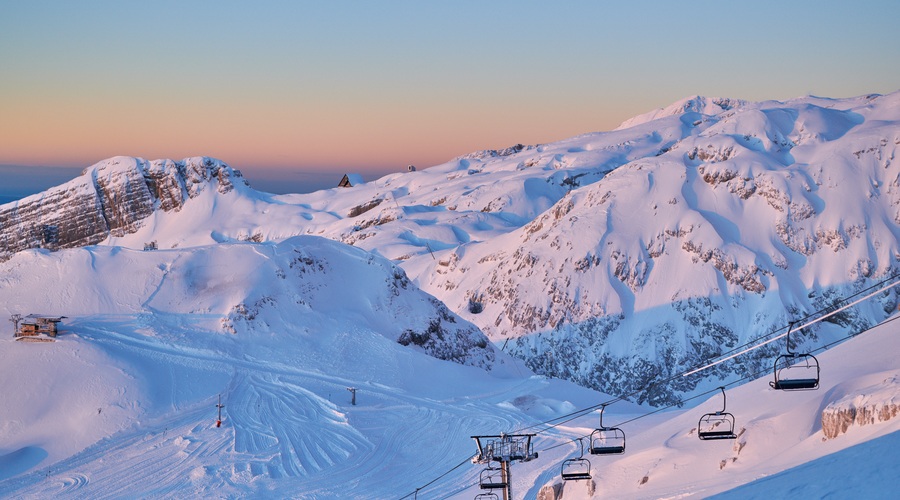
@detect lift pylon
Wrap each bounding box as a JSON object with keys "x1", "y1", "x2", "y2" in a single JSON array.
[
  {"x1": 471, "y1": 434, "x2": 538, "y2": 500},
  {"x1": 216, "y1": 394, "x2": 225, "y2": 428}
]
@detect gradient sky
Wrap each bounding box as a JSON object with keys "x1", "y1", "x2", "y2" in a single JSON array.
[{"x1": 2, "y1": 1, "x2": 899, "y2": 194}]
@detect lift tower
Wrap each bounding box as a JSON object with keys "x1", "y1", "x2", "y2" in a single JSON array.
[
  {"x1": 216, "y1": 395, "x2": 225, "y2": 428},
  {"x1": 471, "y1": 434, "x2": 537, "y2": 500}
]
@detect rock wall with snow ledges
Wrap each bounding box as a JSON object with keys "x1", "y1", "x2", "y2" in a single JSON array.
[
  {"x1": 419, "y1": 93, "x2": 900, "y2": 404},
  {"x1": 2, "y1": 93, "x2": 899, "y2": 404},
  {"x1": 0, "y1": 156, "x2": 245, "y2": 261},
  {"x1": 822, "y1": 373, "x2": 900, "y2": 439}
]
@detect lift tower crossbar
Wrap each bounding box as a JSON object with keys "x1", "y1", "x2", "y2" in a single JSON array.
[{"x1": 471, "y1": 434, "x2": 538, "y2": 500}]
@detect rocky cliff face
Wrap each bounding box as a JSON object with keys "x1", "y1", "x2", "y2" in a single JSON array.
[
  {"x1": 3, "y1": 94, "x2": 898, "y2": 406},
  {"x1": 0, "y1": 156, "x2": 245, "y2": 261},
  {"x1": 821, "y1": 373, "x2": 900, "y2": 439},
  {"x1": 416, "y1": 93, "x2": 900, "y2": 405}
]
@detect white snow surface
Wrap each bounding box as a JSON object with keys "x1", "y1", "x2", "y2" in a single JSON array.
[
  {"x1": 87, "y1": 93, "x2": 900, "y2": 354},
  {"x1": 2, "y1": 92, "x2": 900, "y2": 497},
  {"x1": 0, "y1": 252, "x2": 896, "y2": 498},
  {"x1": 0, "y1": 238, "x2": 609, "y2": 497}
]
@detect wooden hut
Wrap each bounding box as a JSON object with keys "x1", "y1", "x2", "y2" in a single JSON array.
[
  {"x1": 338, "y1": 174, "x2": 365, "y2": 188},
  {"x1": 16, "y1": 314, "x2": 65, "y2": 338}
]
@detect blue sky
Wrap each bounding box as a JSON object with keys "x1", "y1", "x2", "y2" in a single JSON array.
[{"x1": 1, "y1": 1, "x2": 898, "y2": 196}]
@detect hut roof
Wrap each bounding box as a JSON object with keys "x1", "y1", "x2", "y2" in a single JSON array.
[
  {"x1": 338, "y1": 174, "x2": 365, "y2": 188},
  {"x1": 23, "y1": 314, "x2": 66, "y2": 322}
]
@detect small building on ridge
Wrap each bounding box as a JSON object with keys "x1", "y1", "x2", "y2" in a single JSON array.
[{"x1": 338, "y1": 174, "x2": 365, "y2": 188}]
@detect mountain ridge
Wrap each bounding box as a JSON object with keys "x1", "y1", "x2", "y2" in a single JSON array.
[
  {"x1": 2, "y1": 92, "x2": 899, "y2": 404},
  {"x1": 1, "y1": 92, "x2": 900, "y2": 497},
  {"x1": 0, "y1": 156, "x2": 245, "y2": 261}
]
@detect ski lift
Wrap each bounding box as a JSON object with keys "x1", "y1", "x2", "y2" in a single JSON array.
[
  {"x1": 589, "y1": 404, "x2": 626, "y2": 455},
  {"x1": 770, "y1": 322, "x2": 820, "y2": 391},
  {"x1": 479, "y1": 463, "x2": 506, "y2": 490},
  {"x1": 560, "y1": 438, "x2": 592, "y2": 482},
  {"x1": 698, "y1": 387, "x2": 737, "y2": 440},
  {"x1": 215, "y1": 394, "x2": 224, "y2": 428},
  {"x1": 475, "y1": 493, "x2": 500, "y2": 500}
]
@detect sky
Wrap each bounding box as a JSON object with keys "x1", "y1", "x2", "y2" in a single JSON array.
[{"x1": 1, "y1": 0, "x2": 899, "y2": 196}]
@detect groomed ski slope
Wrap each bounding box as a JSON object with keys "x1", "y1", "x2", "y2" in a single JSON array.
[
  {"x1": 0, "y1": 240, "x2": 615, "y2": 498},
  {"x1": 0, "y1": 241, "x2": 898, "y2": 498},
  {"x1": 710, "y1": 427, "x2": 900, "y2": 499},
  {"x1": 549, "y1": 313, "x2": 900, "y2": 500}
]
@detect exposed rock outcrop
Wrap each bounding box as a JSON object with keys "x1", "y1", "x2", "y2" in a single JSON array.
[
  {"x1": 0, "y1": 156, "x2": 245, "y2": 261},
  {"x1": 821, "y1": 374, "x2": 900, "y2": 439}
]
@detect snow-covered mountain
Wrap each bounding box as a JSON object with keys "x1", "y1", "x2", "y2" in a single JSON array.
[
  {"x1": 0, "y1": 157, "x2": 246, "y2": 261},
  {"x1": 4, "y1": 92, "x2": 897, "y2": 405},
  {"x1": 0, "y1": 245, "x2": 896, "y2": 498},
  {"x1": 1, "y1": 91, "x2": 900, "y2": 497},
  {"x1": 0, "y1": 236, "x2": 525, "y2": 491}
]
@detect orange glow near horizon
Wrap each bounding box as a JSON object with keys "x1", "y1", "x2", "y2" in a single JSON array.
[
  {"x1": 0, "y1": 88, "x2": 635, "y2": 171},
  {"x1": 2, "y1": 2, "x2": 897, "y2": 173}
]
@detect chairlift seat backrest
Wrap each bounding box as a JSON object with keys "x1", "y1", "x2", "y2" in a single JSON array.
[
  {"x1": 698, "y1": 411, "x2": 737, "y2": 440},
  {"x1": 771, "y1": 378, "x2": 819, "y2": 390},
  {"x1": 698, "y1": 429, "x2": 737, "y2": 439},
  {"x1": 589, "y1": 427, "x2": 626, "y2": 455},
  {"x1": 771, "y1": 352, "x2": 820, "y2": 391},
  {"x1": 560, "y1": 458, "x2": 592, "y2": 481},
  {"x1": 698, "y1": 387, "x2": 737, "y2": 440},
  {"x1": 479, "y1": 466, "x2": 506, "y2": 490}
]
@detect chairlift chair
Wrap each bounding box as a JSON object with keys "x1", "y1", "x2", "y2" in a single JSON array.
[
  {"x1": 475, "y1": 493, "x2": 500, "y2": 500},
  {"x1": 560, "y1": 438, "x2": 592, "y2": 481},
  {"x1": 479, "y1": 464, "x2": 506, "y2": 490},
  {"x1": 589, "y1": 404, "x2": 626, "y2": 455},
  {"x1": 698, "y1": 387, "x2": 737, "y2": 440},
  {"x1": 770, "y1": 322, "x2": 820, "y2": 391}
]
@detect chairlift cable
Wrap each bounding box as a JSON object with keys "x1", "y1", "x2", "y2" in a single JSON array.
[
  {"x1": 682, "y1": 278, "x2": 900, "y2": 377},
  {"x1": 396, "y1": 455, "x2": 473, "y2": 500},
  {"x1": 680, "y1": 272, "x2": 900, "y2": 375},
  {"x1": 396, "y1": 281, "x2": 900, "y2": 499},
  {"x1": 515, "y1": 273, "x2": 900, "y2": 435},
  {"x1": 398, "y1": 312, "x2": 896, "y2": 500},
  {"x1": 537, "y1": 310, "x2": 899, "y2": 453}
]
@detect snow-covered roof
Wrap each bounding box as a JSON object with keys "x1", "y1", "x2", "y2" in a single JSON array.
[
  {"x1": 22, "y1": 314, "x2": 66, "y2": 322},
  {"x1": 338, "y1": 173, "x2": 365, "y2": 187}
]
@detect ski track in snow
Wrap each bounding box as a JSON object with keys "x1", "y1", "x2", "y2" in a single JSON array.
[
  {"x1": 0, "y1": 322, "x2": 532, "y2": 498},
  {"x1": 3, "y1": 93, "x2": 900, "y2": 498}
]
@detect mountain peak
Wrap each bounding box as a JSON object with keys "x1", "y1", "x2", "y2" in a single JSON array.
[
  {"x1": 0, "y1": 156, "x2": 248, "y2": 260},
  {"x1": 616, "y1": 95, "x2": 748, "y2": 130}
]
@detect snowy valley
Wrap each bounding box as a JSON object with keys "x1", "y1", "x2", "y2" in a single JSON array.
[{"x1": 1, "y1": 92, "x2": 899, "y2": 498}]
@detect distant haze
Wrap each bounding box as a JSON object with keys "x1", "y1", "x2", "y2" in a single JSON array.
[{"x1": 0, "y1": 163, "x2": 383, "y2": 203}]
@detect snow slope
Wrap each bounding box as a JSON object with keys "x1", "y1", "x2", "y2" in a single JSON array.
[
  {"x1": 710, "y1": 428, "x2": 900, "y2": 499},
  {"x1": 1, "y1": 91, "x2": 899, "y2": 498},
  {"x1": 0, "y1": 238, "x2": 615, "y2": 497},
  {"x1": 4, "y1": 91, "x2": 892, "y2": 404},
  {"x1": 0, "y1": 237, "x2": 896, "y2": 498}
]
